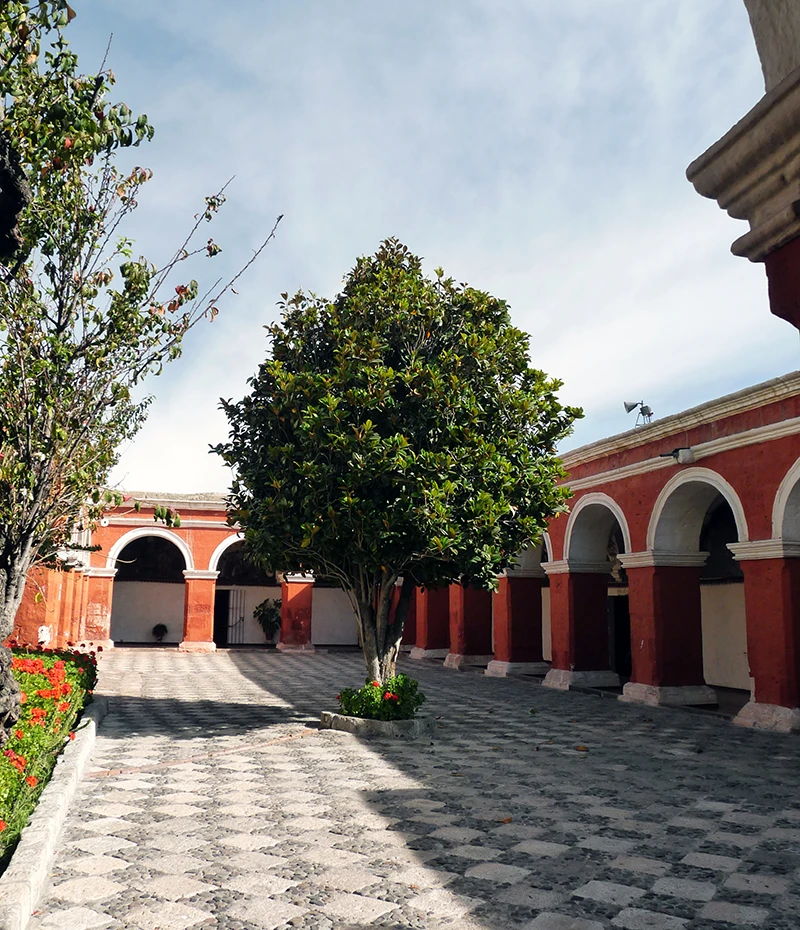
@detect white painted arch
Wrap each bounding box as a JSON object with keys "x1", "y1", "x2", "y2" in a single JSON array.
[
  {"x1": 508, "y1": 532, "x2": 552, "y2": 576},
  {"x1": 564, "y1": 492, "x2": 632, "y2": 563},
  {"x1": 647, "y1": 467, "x2": 749, "y2": 552},
  {"x1": 208, "y1": 532, "x2": 245, "y2": 573},
  {"x1": 772, "y1": 456, "x2": 800, "y2": 541},
  {"x1": 105, "y1": 526, "x2": 194, "y2": 571}
]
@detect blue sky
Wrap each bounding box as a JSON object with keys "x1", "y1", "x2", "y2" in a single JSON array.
[{"x1": 65, "y1": 1, "x2": 799, "y2": 492}]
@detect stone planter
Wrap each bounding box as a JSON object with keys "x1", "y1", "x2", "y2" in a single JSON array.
[{"x1": 319, "y1": 711, "x2": 435, "y2": 740}]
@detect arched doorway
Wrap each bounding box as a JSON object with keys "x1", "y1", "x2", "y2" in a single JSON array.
[
  {"x1": 110, "y1": 535, "x2": 187, "y2": 644},
  {"x1": 544, "y1": 493, "x2": 631, "y2": 689},
  {"x1": 642, "y1": 468, "x2": 749, "y2": 706},
  {"x1": 213, "y1": 541, "x2": 279, "y2": 647}
]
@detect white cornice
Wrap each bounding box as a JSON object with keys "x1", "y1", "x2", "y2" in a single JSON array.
[
  {"x1": 687, "y1": 67, "x2": 800, "y2": 262},
  {"x1": 543, "y1": 559, "x2": 611, "y2": 576},
  {"x1": 729, "y1": 540, "x2": 800, "y2": 561},
  {"x1": 618, "y1": 551, "x2": 709, "y2": 569},
  {"x1": 561, "y1": 371, "x2": 800, "y2": 472},
  {"x1": 563, "y1": 414, "x2": 800, "y2": 492},
  {"x1": 84, "y1": 567, "x2": 117, "y2": 578},
  {"x1": 182, "y1": 570, "x2": 220, "y2": 581},
  {"x1": 105, "y1": 517, "x2": 233, "y2": 530}
]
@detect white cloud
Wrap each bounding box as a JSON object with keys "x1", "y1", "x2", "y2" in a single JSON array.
[{"x1": 62, "y1": 1, "x2": 792, "y2": 492}]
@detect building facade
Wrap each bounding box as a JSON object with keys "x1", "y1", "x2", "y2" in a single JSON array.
[{"x1": 12, "y1": 372, "x2": 800, "y2": 732}]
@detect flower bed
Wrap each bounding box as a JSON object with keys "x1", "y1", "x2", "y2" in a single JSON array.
[
  {"x1": 0, "y1": 644, "x2": 98, "y2": 867},
  {"x1": 336, "y1": 674, "x2": 425, "y2": 721}
]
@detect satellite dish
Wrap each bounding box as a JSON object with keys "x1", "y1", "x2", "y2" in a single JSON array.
[{"x1": 623, "y1": 400, "x2": 640, "y2": 414}]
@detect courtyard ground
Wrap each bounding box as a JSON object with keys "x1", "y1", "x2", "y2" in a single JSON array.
[{"x1": 25, "y1": 649, "x2": 800, "y2": 930}]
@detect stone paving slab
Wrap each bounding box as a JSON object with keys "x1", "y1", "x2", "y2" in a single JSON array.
[{"x1": 23, "y1": 649, "x2": 800, "y2": 930}]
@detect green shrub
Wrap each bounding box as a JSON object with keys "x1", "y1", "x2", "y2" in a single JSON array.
[
  {"x1": 0, "y1": 644, "x2": 98, "y2": 865},
  {"x1": 337, "y1": 675, "x2": 425, "y2": 721}
]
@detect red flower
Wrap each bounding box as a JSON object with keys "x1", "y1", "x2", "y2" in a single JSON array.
[
  {"x1": 14, "y1": 730, "x2": 22, "y2": 740},
  {"x1": 383, "y1": 692, "x2": 400, "y2": 702},
  {"x1": 26, "y1": 776, "x2": 37, "y2": 788},
  {"x1": 68, "y1": 732, "x2": 75, "y2": 741},
  {"x1": 0, "y1": 820, "x2": 7, "y2": 832},
  {"x1": 58, "y1": 702, "x2": 70, "y2": 712},
  {"x1": 97, "y1": 646, "x2": 103, "y2": 653},
  {"x1": 19, "y1": 692, "x2": 26, "y2": 704},
  {"x1": 371, "y1": 680, "x2": 380, "y2": 687},
  {"x1": 335, "y1": 694, "x2": 341, "y2": 701}
]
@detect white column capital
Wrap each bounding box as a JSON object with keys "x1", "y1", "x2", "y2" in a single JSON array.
[
  {"x1": 618, "y1": 551, "x2": 709, "y2": 569},
  {"x1": 284, "y1": 572, "x2": 315, "y2": 585},
  {"x1": 728, "y1": 540, "x2": 800, "y2": 561},
  {"x1": 182, "y1": 570, "x2": 220, "y2": 581},
  {"x1": 542, "y1": 559, "x2": 611, "y2": 576},
  {"x1": 84, "y1": 567, "x2": 118, "y2": 579}
]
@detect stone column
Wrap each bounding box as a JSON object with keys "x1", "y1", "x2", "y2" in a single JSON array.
[
  {"x1": 729, "y1": 540, "x2": 800, "y2": 731},
  {"x1": 445, "y1": 583, "x2": 493, "y2": 669},
  {"x1": 486, "y1": 571, "x2": 550, "y2": 677},
  {"x1": 83, "y1": 567, "x2": 117, "y2": 649},
  {"x1": 277, "y1": 573, "x2": 316, "y2": 653},
  {"x1": 77, "y1": 570, "x2": 90, "y2": 643},
  {"x1": 542, "y1": 560, "x2": 620, "y2": 690},
  {"x1": 618, "y1": 552, "x2": 716, "y2": 706},
  {"x1": 179, "y1": 570, "x2": 219, "y2": 653},
  {"x1": 410, "y1": 587, "x2": 450, "y2": 659}
]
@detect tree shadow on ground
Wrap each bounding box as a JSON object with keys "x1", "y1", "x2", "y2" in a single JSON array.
[{"x1": 98, "y1": 695, "x2": 314, "y2": 740}]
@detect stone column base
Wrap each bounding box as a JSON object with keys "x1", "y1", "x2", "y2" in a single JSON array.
[
  {"x1": 734, "y1": 701, "x2": 800, "y2": 733},
  {"x1": 485, "y1": 660, "x2": 551, "y2": 678},
  {"x1": 444, "y1": 653, "x2": 494, "y2": 670},
  {"x1": 409, "y1": 647, "x2": 448, "y2": 660},
  {"x1": 178, "y1": 641, "x2": 217, "y2": 654},
  {"x1": 620, "y1": 682, "x2": 717, "y2": 707},
  {"x1": 399, "y1": 644, "x2": 412, "y2": 653},
  {"x1": 543, "y1": 668, "x2": 621, "y2": 691},
  {"x1": 276, "y1": 642, "x2": 316, "y2": 654}
]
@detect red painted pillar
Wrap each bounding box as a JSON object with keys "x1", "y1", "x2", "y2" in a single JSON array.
[
  {"x1": 445, "y1": 583, "x2": 493, "y2": 669},
  {"x1": 83, "y1": 567, "x2": 116, "y2": 648},
  {"x1": 486, "y1": 572, "x2": 550, "y2": 677},
  {"x1": 277, "y1": 574, "x2": 316, "y2": 653},
  {"x1": 410, "y1": 587, "x2": 450, "y2": 659},
  {"x1": 542, "y1": 562, "x2": 620, "y2": 690},
  {"x1": 620, "y1": 554, "x2": 715, "y2": 706},
  {"x1": 56, "y1": 571, "x2": 76, "y2": 648},
  {"x1": 730, "y1": 543, "x2": 800, "y2": 731},
  {"x1": 179, "y1": 570, "x2": 218, "y2": 653}
]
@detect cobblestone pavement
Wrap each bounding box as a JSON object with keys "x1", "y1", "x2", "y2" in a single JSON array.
[{"x1": 26, "y1": 649, "x2": 800, "y2": 930}]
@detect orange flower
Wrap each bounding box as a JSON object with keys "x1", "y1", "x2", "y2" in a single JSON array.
[
  {"x1": 14, "y1": 730, "x2": 22, "y2": 740},
  {"x1": 0, "y1": 820, "x2": 7, "y2": 832},
  {"x1": 58, "y1": 702, "x2": 70, "y2": 712},
  {"x1": 25, "y1": 776, "x2": 37, "y2": 788},
  {"x1": 68, "y1": 732, "x2": 75, "y2": 741}
]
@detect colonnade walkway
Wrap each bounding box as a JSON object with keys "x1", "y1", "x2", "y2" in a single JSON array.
[{"x1": 28, "y1": 649, "x2": 800, "y2": 930}]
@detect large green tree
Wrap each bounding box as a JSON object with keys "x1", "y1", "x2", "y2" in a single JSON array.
[
  {"x1": 215, "y1": 239, "x2": 580, "y2": 683},
  {"x1": 0, "y1": 2, "x2": 278, "y2": 737}
]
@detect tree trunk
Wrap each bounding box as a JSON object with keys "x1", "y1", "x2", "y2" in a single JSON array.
[
  {"x1": 0, "y1": 549, "x2": 31, "y2": 746},
  {"x1": 0, "y1": 647, "x2": 20, "y2": 746}
]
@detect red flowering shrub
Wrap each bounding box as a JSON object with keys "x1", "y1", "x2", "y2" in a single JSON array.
[
  {"x1": 337, "y1": 675, "x2": 425, "y2": 721},
  {"x1": 0, "y1": 645, "x2": 97, "y2": 861}
]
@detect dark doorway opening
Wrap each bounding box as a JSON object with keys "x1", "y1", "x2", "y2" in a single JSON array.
[
  {"x1": 213, "y1": 590, "x2": 230, "y2": 648},
  {"x1": 608, "y1": 595, "x2": 631, "y2": 681}
]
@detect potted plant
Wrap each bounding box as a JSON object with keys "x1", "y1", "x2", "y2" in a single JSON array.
[
  {"x1": 253, "y1": 598, "x2": 281, "y2": 644},
  {"x1": 152, "y1": 623, "x2": 168, "y2": 643}
]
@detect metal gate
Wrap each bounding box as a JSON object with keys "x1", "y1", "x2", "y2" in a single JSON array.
[{"x1": 227, "y1": 588, "x2": 247, "y2": 645}]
